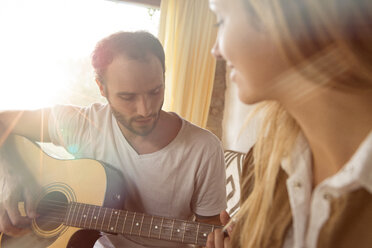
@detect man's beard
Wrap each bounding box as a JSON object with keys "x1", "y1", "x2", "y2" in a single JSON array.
[{"x1": 110, "y1": 105, "x2": 161, "y2": 137}]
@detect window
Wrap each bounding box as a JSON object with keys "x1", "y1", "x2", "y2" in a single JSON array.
[{"x1": 0, "y1": 0, "x2": 160, "y2": 110}]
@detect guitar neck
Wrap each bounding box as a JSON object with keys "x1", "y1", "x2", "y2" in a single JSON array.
[{"x1": 62, "y1": 202, "x2": 220, "y2": 246}]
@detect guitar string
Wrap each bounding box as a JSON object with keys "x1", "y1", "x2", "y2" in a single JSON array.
[
  {"x1": 31, "y1": 222, "x2": 208, "y2": 245},
  {"x1": 35, "y1": 209, "x2": 215, "y2": 237},
  {"x1": 35, "y1": 199, "x2": 220, "y2": 229},
  {"x1": 33, "y1": 201, "x2": 213, "y2": 245},
  {"x1": 32, "y1": 215, "x2": 210, "y2": 243},
  {"x1": 37, "y1": 202, "x2": 216, "y2": 229},
  {"x1": 34, "y1": 210, "x2": 214, "y2": 241},
  {"x1": 34, "y1": 201, "x2": 218, "y2": 237},
  {"x1": 36, "y1": 199, "x2": 220, "y2": 233},
  {"x1": 34, "y1": 217, "x2": 215, "y2": 235},
  {"x1": 35, "y1": 213, "x2": 216, "y2": 237},
  {"x1": 33, "y1": 214, "x2": 211, "y2": 235}
]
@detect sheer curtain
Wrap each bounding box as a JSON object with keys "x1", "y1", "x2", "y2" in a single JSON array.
[{"x1": 158, "y1": 0, "x2": 217, "y2": 127}]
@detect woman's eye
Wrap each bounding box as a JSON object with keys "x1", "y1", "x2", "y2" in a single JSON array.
[{"x1": 214, "y1": 19, "x2": 224, "y2": 27}]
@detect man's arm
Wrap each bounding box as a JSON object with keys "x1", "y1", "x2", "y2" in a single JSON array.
[
  {"x1": 0, "y1": 108, "x2": 51, "y2": 143},
  {"x1": 0, "y1": 108, "x2": 51, "y2": 237},
  {"x1": 192, "y1": 142, "x2": 227, "y2": 225},
  {"x1": 191, "y1": 137, "x2": 226, "y2": 247},
  {"x1": 195, "y1": 214, "x2": 221, "y2": 226}
]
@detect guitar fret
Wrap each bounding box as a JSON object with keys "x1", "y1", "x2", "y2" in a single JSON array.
[
  {"x1": 101, "y1": 208, "x2": 107, "y2": 231},
  {"x1": 182, "y1": 220, "x2": 186, "y2": 243},
  {"x1": 139, "y1": 213, "x2": 145, "y2": 235},
  {"x1": 148, "y1": 216, "x2": 154, "y2": 238},
  {"x1": 79, "y1": 204, "x2": 86, "y2": 227},
  {"x1": 121, "y1": 211, "x2": 128, "y2": 234},
  {"x1": 74, "y1": 203, "x2": 81, "y2": 227},
  {"x1": 170, "y1": 219, "x2": 175, "y2": 240},
  {"x1": 65, "y1": 203, "x2": 73, "y2": 225},
  {"x1": 107, "y1": 209, "x2": 114, "y2": 231},
  {"x1": 114, "y1": 210, "x2": 120, "y2": 232},
  {"x1": 68, "y1": 203, "x2": 76, "y2": 226},
  {"x1": 159, "y1": 217, "x2": 164, "y2": 239},
  {"x1": 88, "y1": 206, "x2": 95, "y2": 229},
  {"x1": 130, "y1": 212, "x2": 136, "y2": 234},
  {"x1": 71, "y1": 203, "x2": 78, "y2": 226},
  {"x1": 71, "y1": 203, "x2": 77, "y2": 227},
  {"x1": 95, "y1": 207, "x2": 101, "y2": 229},
  {"x1": 196, "y1": 222, "x2": 200, "y2": 244},
  {"x1": 184, "y1": 222, "x2": 191, "y2": 243},
  {"x1": 83, "y1": 205, "x2": 90, "y2": 227}
]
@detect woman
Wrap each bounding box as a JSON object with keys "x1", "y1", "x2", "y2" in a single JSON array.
[{"x1": 207, "y1": 0, "x2": 372, "y2": 247}]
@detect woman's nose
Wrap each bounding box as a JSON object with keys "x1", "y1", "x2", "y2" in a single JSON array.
[{"x1": 211, "y1": 41, "x2": 224, "y2": 60}]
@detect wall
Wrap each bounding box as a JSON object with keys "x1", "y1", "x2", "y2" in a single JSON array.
[
  {"x1": 206, "y1": 60, "x2": 226, "y2": 139},
  {"x1": 206, "y1": 62, "x2": 259, "y2": 153}
]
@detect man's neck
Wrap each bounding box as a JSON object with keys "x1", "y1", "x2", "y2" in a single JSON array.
[{"x1": 119, "y1": 111, "x2": 182, "y2": 155}]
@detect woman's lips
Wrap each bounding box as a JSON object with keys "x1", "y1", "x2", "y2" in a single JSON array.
[
  {"x1": 226, "y1": 62, "x2": 236, "y2": 81},
  {"x1": 229, "y1": 67, "x2": 237, "y2": 82}
]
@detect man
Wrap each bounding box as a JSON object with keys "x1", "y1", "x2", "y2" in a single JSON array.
[{"x1": 0, "y1": 31, "x2": 226, "y2": 247}]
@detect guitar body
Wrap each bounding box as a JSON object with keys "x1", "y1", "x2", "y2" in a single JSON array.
[{"x1": 0, "y1": 135, "x2": 125, "y2": 248}]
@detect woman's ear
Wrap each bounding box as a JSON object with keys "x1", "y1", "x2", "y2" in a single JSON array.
[{"x1": 95, "y1": 78, "x2": 106, "y2": 97}]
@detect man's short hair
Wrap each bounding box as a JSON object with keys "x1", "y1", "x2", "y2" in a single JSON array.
[{"x1": 92, "y1": 31, "x2": 165, "y2": 83}]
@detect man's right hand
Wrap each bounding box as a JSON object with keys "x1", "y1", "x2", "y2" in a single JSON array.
[
  {"x1": 0, "y1": 157, "x2": 40, "y2": 237},
  {"x1": 0, "y1": 109, "x2": 51, "y2": 237}
]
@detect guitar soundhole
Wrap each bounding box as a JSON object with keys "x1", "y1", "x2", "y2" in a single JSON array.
[{"x1": 35, "y1": 191, "x2": 68, "y2": 232}]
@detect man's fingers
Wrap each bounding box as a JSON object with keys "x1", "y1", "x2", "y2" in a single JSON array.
[
  {"x1": 4, "y1": 194, "x2": 31, "y2": 228},
  {"x1": 0, "y1": 209, "x2": 29, "y2": 237},
  {"x1": 223, "y1": 236, "x2": 231, "y2": 248},
  {"x1": 220, "y1": 210, "x2": 235, "y2": 236},
  {"x1": 206, "y1": 232, "x2": 215, "y2": 248},
  {"x1": 0, "y1": 156, "x2": 39, "y2": 238},
  {"x1": 23, "y1": 186, "x2": 39, "y2": 218},
  {"x1": 206, "y1": 226, "x2": 231, "y2": 248},
  {"x1": 214, "y1": 228, "x2": 225, "y2": 248},
  {"x1": 220, "y1": 210, "x2": 230, "y2": 225}
]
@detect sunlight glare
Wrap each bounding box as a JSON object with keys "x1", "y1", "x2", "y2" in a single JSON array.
[{"x1": 0, "y1": 0, "x2": 159, "y2": 110}]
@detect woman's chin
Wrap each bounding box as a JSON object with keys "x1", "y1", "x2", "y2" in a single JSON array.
[{"x1": 238, "y1": 93, "x2": 260, "y2": 105}]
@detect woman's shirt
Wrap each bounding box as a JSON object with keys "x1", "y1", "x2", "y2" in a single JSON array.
[{"x1": 281, "y1": 131, "x2": 372, "y2": 248}]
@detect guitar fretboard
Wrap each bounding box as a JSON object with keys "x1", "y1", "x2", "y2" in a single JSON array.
[{"x1": 63, "y1": 202, "x2": 219, "y2": 246}]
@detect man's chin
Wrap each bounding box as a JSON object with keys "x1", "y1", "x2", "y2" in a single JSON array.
[
  {"x1": 130, "y1": 122, "x2": 156, "y2": 136},
  {"x1": 130, "y1": 115, "x2": 160, "y2": 136},
  {"x1": 131, "y1": 127, "x2": 155, "y2": 136}
]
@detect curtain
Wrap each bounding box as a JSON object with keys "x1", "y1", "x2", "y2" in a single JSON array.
[{"x1": 158, "y1": 0, "x2": 217, "y2": 128}]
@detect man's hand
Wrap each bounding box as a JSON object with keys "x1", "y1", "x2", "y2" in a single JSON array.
[
  {"x1": 205, "y1": 210, "x2": 233, "y2": 248},
  {"x1": 0, "y1": 108, "x2": 50, "y2": 237},
  {"x1": 0, "y1": 157, "x2": 39, "y2": 237}
]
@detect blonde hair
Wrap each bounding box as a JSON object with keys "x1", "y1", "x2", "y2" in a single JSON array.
[{"x1": 231, "y1": 0, "x2": 372, "y2": 247}]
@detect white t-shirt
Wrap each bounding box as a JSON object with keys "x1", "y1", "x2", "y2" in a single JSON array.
[{"x1": 48, "y1": 103, "x2": 227, "y2": 247}]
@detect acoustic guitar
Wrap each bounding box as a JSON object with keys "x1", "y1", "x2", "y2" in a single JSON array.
[{"x1": 0, "y1": 135, "x2": 221, "y2": 247}]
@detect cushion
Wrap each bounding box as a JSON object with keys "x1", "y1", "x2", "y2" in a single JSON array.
[{"x1": 224, "y1": 150, "x2": 246, "y2": 216}]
